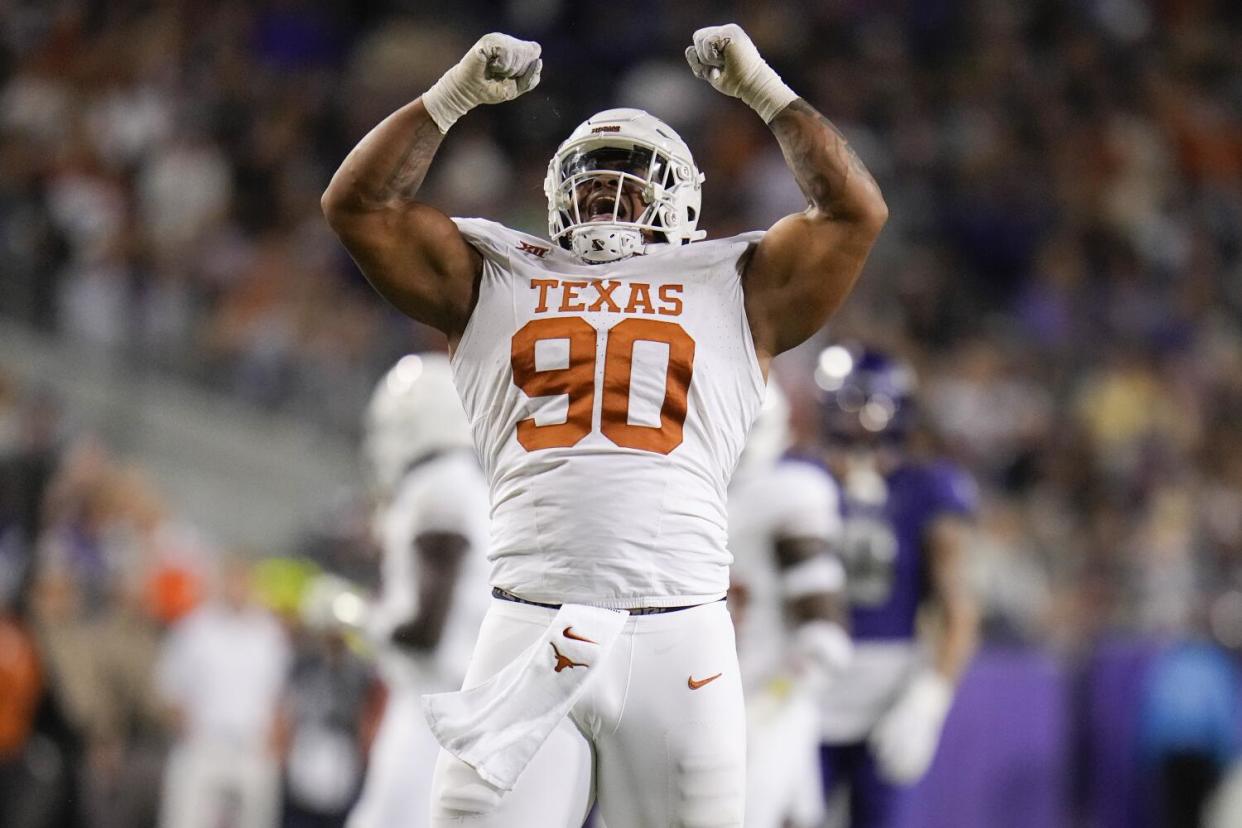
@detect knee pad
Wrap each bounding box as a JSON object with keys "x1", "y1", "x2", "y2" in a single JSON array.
[{"x1": 673, "y1": 733, "x2": 745, "y2": 827}]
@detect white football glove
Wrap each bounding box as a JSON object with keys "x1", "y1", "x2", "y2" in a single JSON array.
[
  {"x1": 684, "y1": 24, "x2": 798, "y2": 123},
  {"x1": 422, "y1": 33, "x2": 542, "y2": 133},
  {"x1": 868, "y1": 671, "x2": 954, "y2": 785},
  {"x1": 791, "y1": 619, "x2": 854, "y2": 690}
]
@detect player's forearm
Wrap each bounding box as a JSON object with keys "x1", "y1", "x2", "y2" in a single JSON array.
[
  {"x1": 931, "y1": 595, "x2": 979, "y2": 682},
  {"x1": 390, "y1": 532, "x2": 468, "y2": 651},
  {"x1": 775, "y1": 538, "x2": 853, "y2": 678},
  {"x1": 323, "y1": 33, "x2": 540, "y2": 224},
  {"x1": 391, "y1": 588, "x2": 455, "y2": 652},
  {"x1": 321, "y1": 99, "x2": 445, "y2": 219},
  {"x1": 925, "y1": 515, "x2": 978, "y2": 682},
  {"x1": 767, "y1": 99, "x2": 888, "y2": 226}
]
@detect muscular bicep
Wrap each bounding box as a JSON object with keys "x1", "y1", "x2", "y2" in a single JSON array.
[
  {"x1": 743, "y1": 99, "x2": 887, "y2": 358},
  {"x1": 743, "y1": 211, "x2": 882, "y2": 357},
  {"x1": 321, "y1": 97, "x2": 484, "y2": 340},
  {"x1": 329, "y1": 203, "x2": 482, "y2": 341}
]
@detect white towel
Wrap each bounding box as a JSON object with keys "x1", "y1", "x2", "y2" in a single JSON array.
[{"x1": 422, "y1": 603, "x2": 628, "y2": 791}]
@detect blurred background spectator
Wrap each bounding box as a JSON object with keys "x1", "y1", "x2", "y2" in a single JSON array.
[
  {"x1": 276, "y1": 626, "x2": 379, "y2": 828},
  {"x1": 1, "y1": 0, "x2": 1240, "y2": 826},
  {"x1": 154, "y1": 555, "x2": 289, "y2": 828}
]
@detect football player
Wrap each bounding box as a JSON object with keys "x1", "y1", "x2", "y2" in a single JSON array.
[
  {"x1": 322, "y1": 23, "x2": 887, "y2": 828},
  {"x1": 346, "y1": 353, "x2": 491, "y2": 828},
  {"x1": 811, "y1": 345, "x2": 980, "y2": 828},
  {"x1": 727, "y1": 383, "x2": 853, "y2": 828}
]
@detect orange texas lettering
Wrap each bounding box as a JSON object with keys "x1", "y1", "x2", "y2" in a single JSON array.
[{"x1": 529, "y1": 278, "x2": 683, "y2": 317}]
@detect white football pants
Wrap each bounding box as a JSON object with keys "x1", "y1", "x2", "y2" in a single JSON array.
[
  {"x1": 429, "y1": 597, "x2": 746, "y2": 827},
  {"x1": 348, "y1": 687, "x2": 440, "y2": 828}
]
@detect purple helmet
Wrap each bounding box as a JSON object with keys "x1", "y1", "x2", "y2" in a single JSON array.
[{"x1": 813, "y1": 343, "x2": 917, "y2": 443}]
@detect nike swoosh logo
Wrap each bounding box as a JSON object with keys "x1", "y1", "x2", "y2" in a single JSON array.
[
  {"x1": 563, "y1": 626, "x2": 597, "y2": 644},
  {"x1": 688, "y1": 673, "x2": 723, "y2": 690}
]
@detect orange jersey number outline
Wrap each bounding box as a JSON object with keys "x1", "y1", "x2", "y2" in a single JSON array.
[{"x1": 511, "y1": 317, "x2": 695, "y2": 455}]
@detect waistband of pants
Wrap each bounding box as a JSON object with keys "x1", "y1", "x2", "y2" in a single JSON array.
[{"x1": 491, "y1": 586, "x2": 719, "y2": 615}]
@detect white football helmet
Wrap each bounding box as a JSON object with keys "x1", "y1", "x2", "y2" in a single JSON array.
[
  {"x1": 735, "y1": 381, "x2": 791, "y2": 476},
  {"x1": 363, "y1": 353, "x2": 474, "y2": 495},
  {"x1": 545, "y1": 108, "x2": 706, "y2": 264}
]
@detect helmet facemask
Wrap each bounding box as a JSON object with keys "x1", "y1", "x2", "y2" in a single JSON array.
[
  {"x1": 561, "y1": 147, "x2": 660, "y2": 262},
  {"x1": 546, "y1": 110, "x2": 705, "y2": 264}
]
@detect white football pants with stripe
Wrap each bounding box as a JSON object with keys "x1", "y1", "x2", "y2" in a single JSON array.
[{"x1": 429, "y1": 597, "x2": 746, "y2": 827}]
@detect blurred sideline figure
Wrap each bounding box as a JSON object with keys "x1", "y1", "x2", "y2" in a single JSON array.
[
  {"x1": 727, "y1": 383, "x2": 852, "y2": 828},
  {"x1": 346, "y1": 353, "x2": 490, "y2": 828},
  {"x1": 1139, "y1": 639, "x2": 1241, "y2": 828},
  {"x1": 811, "y1": 345, "x2": 980, "y2": 828},
  {"x1": 155, "y1": 555, "x2": 291, "y2": 828},
  {"x1": 277, "y1": 619, "x2": 378, "y2": 826}
]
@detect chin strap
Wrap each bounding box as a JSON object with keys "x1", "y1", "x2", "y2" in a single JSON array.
[{"x1": 570, "y1": 225, "x2": 645, "y2": 263}]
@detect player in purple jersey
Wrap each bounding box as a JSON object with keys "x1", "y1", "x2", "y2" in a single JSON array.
[{"x1": 809, "y1": 344, "x2": 980, "y2": 828}]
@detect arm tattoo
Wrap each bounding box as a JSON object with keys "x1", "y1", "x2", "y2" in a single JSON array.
[
  {"x1": 380, "y1": 116, "x2": 446, "y2": 202},
  {"x1": 769, "y1": 99, "x2": 881, "y2": 218}
]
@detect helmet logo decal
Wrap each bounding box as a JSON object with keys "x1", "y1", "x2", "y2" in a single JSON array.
[{"x1": 591, "y1": 125, "x2": 621, "y2": 133}]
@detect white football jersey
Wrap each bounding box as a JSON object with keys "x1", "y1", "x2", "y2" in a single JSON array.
[
  {"x1": 370, "y1": 450, "x2": 490, "y2": 691},
  {"x1": 728, "y1": 459, "x2": 843, "y2": 689},
  {"x1": 450, "y1": 219, "x2": 767, "y2": 607}
]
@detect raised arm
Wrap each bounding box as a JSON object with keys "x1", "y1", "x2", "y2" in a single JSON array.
[
  {"x1": 321, "y1": 34, "x2": 542, "y2": 341},
  {"x1": 685, "y1": 25, "x2": 888, "y2": 360}
]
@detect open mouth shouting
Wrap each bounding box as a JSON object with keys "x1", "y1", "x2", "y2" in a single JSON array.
[
  {"x1": 576, "y1": 172, "x2": 648, "y2": 225},
  {"x1": 585, "y1": 190, "x2": 630, "y2": 222}
]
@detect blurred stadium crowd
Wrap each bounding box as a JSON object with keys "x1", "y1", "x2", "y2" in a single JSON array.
[{"x1": 2, "y1": 0, "x2": 1242, "y2": 826}]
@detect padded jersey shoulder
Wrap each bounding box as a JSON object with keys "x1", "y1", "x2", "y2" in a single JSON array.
[{"x1": 451, "y1": 217, "x2": 554, "y2": 267}]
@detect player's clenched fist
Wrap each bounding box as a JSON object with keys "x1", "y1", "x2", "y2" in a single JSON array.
[
  {"x1": 684, "y1": 24, "x2": 797, "y2": 123},
  {"x1": 423, "y1": 33, "x2": 542, "y2": 133}
]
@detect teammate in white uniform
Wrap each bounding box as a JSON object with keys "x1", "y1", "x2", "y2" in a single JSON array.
[
  {"x1": 346, "y1": 354, "x2": 491, "y2": 828},
  {"x1": 728, "y1": 383, "x2": 852, "y2": 828},
  {"x1": 322, "y1": 22, "x2": 888, "y2": 828}
]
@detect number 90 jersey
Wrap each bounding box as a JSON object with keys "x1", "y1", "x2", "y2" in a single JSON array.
[{"x1": 449, "y1": 218, "x2": 767, "y2": 608}]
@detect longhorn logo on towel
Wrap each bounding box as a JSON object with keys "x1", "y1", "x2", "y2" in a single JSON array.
[{"x1": 549, "y1": 642, "x2": 589, "y2": 672}]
